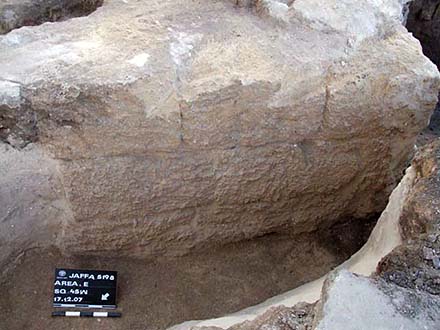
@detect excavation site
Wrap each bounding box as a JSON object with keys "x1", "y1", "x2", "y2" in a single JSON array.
[{"x1": 1, "y1": 1, "x2": 440, "y2": 329}]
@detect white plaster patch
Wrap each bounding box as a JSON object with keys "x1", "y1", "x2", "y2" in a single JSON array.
[
  {"x1": 0, "y1": 32, "x2": 23, "y2": 46},
  {"x1": 60, "y1": 52, "x2": 82, "y2": 64},
  {"x1": 240, "y1": 78, "x2": 256, "y2": 86},
  {"x1": 370, "y1": 0, "x2": 412, "y2": 22},
  {"x1": 0, "y1": 81, "x2": 23, "y2": 108},
  {"x1": 293, "y1": 0, "x2": 380, "y2": 43},
  {"x1": 263, "y1": 0, "x2": 289, "y2": 22},
  {"x1": 45, "y1": 40, "x2": 100, "y2": 59},
  {"x1": 127, "y1": 53, "x2": 150, "y2": 67},
  {"x1": 72, "y1": 40, "x2": 101, "y2": 50},
  {"x1": 293, "y1": 0, "x2": 412, "y2": 43},
  {"x1": 40, "y1": 39, "x2": 102, "y2": 65},
  {"x1": 170, "y1": 32, "x2": 202, "y2": 67}
]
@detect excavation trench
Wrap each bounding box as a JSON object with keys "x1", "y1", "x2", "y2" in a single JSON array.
[
  {"x1": 168, "y1": 2, "x2": 440, "y2": 329},
  {"x1": 0, "y1": 0, "x2": 103, "y2": 34},
  {"x1": 1, "y1": 1, "x2": 439, "y2": 330},
  {"x1": 0, "y1": 215, "x2": 377, "y2": 330}
]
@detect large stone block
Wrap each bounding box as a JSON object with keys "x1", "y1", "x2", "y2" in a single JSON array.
[{"x1": 0, "y1": 0, "x2": 439, "y2": 260}]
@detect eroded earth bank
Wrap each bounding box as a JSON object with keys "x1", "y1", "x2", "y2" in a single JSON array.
[{"x1": 1, "y1": 0, "x2": 440, "y2": 329}]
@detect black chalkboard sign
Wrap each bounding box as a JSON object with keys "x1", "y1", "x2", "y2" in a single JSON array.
[{"x1": 53, "y1": 268, "x2": 117, "y2": 309}]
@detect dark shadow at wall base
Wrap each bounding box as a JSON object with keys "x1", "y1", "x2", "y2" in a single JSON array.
[{"x1": 0, "y1": 0, "x2": 103, "y2": 35}]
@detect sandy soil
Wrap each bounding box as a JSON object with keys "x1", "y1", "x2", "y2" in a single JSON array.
[
  {"x1": 0, "y1": 217, "x2": 375, "y2": 330},
  {"x1": 172, "y1": 166, "x2": 415, "y2": 329}
]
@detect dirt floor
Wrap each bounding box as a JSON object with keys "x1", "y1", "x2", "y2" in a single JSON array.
[{"x1": 0, "y1": 217, "x2": 376, "y2": 330}]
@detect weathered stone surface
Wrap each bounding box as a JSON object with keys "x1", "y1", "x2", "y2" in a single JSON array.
[
  {"x1": 0, "y1": 0, "x2": 439, "y2": 262},
  {"x1": 376, "y1": 139, "x2": 440, "y2": 295},
  {"x1": 194, "y1": 303, "x2": 315, "y2": 330},
  {"x1": 313, "y1": 270, "x2": 440, "y2": 330},
  {"x1": 399, "y1": 139, "x2": 440, "y2": 239}
]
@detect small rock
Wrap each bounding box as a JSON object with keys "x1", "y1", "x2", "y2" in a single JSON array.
[
  {"x1": 423, "y1": 247, "x2": 436, "y2": 260},
  {"x1": 432, "y1": 257, "x2": 440, "y2": 269},
  {"x1": 427, "y1": 234, "x2": 438, "y2": 243}
]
